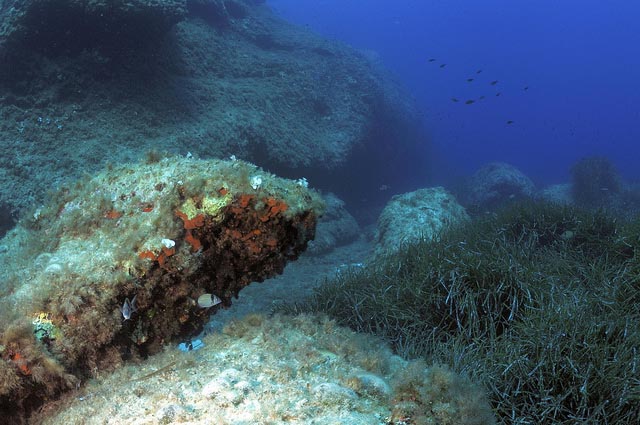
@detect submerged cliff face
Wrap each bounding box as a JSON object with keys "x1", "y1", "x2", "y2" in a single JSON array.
[
  {"x1": 0, "y1": 156, "x2": 322, "y2": 420},
  {"x1": 0, "y1": 0, "x2": 428, "y2": 217},
  {"x1": 0, "y1": 0, "x2": 187, "y2": 52}
]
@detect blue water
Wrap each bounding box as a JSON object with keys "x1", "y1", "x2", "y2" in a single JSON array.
[{"x1": 268, "y1": 0, "x2": 640, "y2": 187}]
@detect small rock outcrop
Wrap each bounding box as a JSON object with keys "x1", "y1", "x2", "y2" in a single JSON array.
[
  {"x1": 0, "y1": 157, "x2": 322, "y2": 420},
  {"x1": 373, "y1": 187, "x2": 469, "y2": 258},
  {"x1": 539, "y1": 183, "x2": 573, "y2": 205},
  {"x1": 307, "y1": 192, "x2": 360, "y2": 255},
  {"x1": 466, "y1": 162, "x2": 536, "y2": 210}
]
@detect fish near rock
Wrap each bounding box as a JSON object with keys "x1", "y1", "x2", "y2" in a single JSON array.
[
  {"x1": 197, "y1": 293, "x2": 222, "y2": 309},
  {"x1": 120, "y1": 295, "x2": 138, "y2": 321}
]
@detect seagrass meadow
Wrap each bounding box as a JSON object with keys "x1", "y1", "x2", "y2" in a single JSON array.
[{"x1": 278, "y1": 200, "x2": 640, "y2": 424}]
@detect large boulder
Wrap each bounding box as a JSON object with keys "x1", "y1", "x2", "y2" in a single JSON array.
[
  {"x1": 373, "y1": 187, "x2": 469, "y2": 258},
  {"x1": 0, "y1": 0, "x2": 428, "y2": 216},
  {"x1": 0, "y1": 156, "x2": 322, "y2": 420}
]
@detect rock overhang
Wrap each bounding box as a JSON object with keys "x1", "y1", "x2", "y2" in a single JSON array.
[{"x1": 0, "y1": 156, "x2": 323, "y2": 419}]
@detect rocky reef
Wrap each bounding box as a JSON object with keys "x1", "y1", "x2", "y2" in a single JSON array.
[{"x1": 0, "y1": 156, "x2": 322, "y2": 420}]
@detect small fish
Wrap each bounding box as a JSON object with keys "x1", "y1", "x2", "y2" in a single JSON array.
[
  {"x1": 523, "y1": 86, "x2": 529, "y2": 91},
  {"x1": 451, "y1": 97, "x2": 459, "y2": 102},
  {"x1": 476, "y1": 69, "x2": 483, "y2": 74},
  {"x1": 465, "y1": 99, "x2": 475, "y2": 105},
  {"x1": 506, "y1": 120, "x2": 514, "y2": 125},
  {"x1": 120, "y1": 295, "x2": 137, "y2": 321},
  {"x1": 479, "y1": 95, "x2": 485, "y2": 100},
  {"x1": 197, "y1": 293, "x2": 222, "y2": 308},
  {"x1": 490, "y1": 80, "x2": 498, "y2": 85},
  {"x1": 379, "y1": 184, "x2": 390, "y2": 191},
  {"x1": 466, "y1": 78, "x2": 474, "y2": 82},
  {"x1": 428, "y1": 58, "x2": 436, "y2": 62},
  {"x1": 495, "y1": 92, "x2": 502, "y2": 96},
  {"x1": 439, "y1": 63, "x2": 447, "y2": 68}
]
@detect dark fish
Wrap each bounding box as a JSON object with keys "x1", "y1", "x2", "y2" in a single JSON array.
[
  {"x1": 439, "y1": 63, "x2": 447, "y2": 68},
  {"x1": 506, "y1": 120, "x2": 514, "y2": 125},
  {"x1": 476, "y1": 70, "x2": 482, "y2": 74},
  {"x1": 495, "y1": 92, "x2": 502, "y2": 96},
  {"x1": 451, "y1": 97, "x2": 459, "y2": 102},
  {"x1": 465, "y1": 100, "x2": 475, "y2": 105},
  {"x1": 428, "y1": 58, "x2": 436, "y2": 62},
  {"x1": 466, "y1": 78, "x2": 474, "y2": 82},
  {"x1": 479, "y1": 95, "x2": 485, "y2": 100},
  {"x1": 523, "y1": 86, "x2": 529, "y2": 91},
  {"x1": 490, "y1": 80, "x2": 498, "y2": 85}
]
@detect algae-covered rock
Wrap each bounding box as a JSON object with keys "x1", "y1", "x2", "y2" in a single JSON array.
[
  {"x1": 373, "y1": 187, "x2": 469, "y2": 258},
  {"x1": 34, "y1": 314, "x2": 495, "y2": 425},
  {"x1": 0, "y1": 156, "x2": 322, "y2": 420}
]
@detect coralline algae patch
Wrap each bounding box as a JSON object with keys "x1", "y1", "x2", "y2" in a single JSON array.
[
  {"x1": 0, "y1": 156, "x2": 323, "y2": 421},
  {"x1": 38, "y1": 314, "x2": 495, "y2": 425}
]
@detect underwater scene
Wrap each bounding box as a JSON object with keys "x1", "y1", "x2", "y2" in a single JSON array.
[{"x1": 0, "y1": 0, "x2": 638, "y2": 424}]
